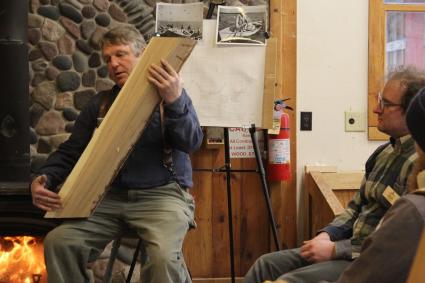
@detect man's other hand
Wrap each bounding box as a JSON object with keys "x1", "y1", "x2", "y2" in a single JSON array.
[
  {"x1": 300, "y1": 232, "x2": 335, "y2": 263},
  {"x1": 31, "y1": 175, "x2": 62, "y2": 211},
  {"x1": 148, "y1": 59, "x2": 183, "y2": 104}
]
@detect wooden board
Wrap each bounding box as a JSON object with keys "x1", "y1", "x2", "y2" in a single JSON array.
[
  {"x1": 262, "y1": 37, "x2": 278, "y2": 130},
  {"x1": 303, "y1": 168, "x2": 363, "y2": 240},
  {"x1": 182, "y1": 0, "x2": 297, "y2": 277},
  {"x1": 269, "y1": 0, "x2": 298, "y2": 250},
  {"x1": 45, "y1": 37, "x2": 196, "y2": 218},
  {"x1": 407, "y1": 229, "x2": 425, "y2": 283}
]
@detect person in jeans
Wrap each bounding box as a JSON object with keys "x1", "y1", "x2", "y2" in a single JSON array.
[
  {"x1": 323, "y1": 87, "x2": 425, "y2": 283},
  {"x1": 243, "y1": 66, "x2": 425, "y2": 283}
]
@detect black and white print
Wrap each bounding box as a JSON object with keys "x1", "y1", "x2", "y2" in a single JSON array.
[
  {"x1": 216, "y1": 5, "x2": 268, "y2": 45},
  {"x1": 155, "y1": 2, "x2": 203, "y2": 40}
]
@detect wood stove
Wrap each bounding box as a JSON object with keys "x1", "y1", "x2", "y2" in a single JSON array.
[{"x1": 0, "y1": 3, "x2": 58, "y2": 282}]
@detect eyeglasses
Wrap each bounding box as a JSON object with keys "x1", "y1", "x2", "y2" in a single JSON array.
[{"x1": 377, "y1": 92, "x2": 403, "y2": 111}]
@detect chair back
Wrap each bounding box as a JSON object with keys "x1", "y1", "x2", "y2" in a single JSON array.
[{"x1": 406, "y1": 228, "x2": 425, "y2": 283}]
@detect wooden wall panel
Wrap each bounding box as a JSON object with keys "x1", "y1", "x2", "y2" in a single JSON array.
[
  {"x1": 269, "y1": 0, "x2": 297, "y2": 250},
  {"x1": 184, "y1": 0, "x2": 297, "y2": 279},
  {"x1": 185, "y1": 147, "x2": 271, "y2": 278}
]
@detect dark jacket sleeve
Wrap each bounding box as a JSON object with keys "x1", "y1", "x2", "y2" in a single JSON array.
[
  {"x1": 38, "y1": 96, "x2": 99, "y2": 189},
  {"x1": 333, "y1": 196, "x2": 424, "y2": 283},
  {"x1": 163, "y1": 89, "x2": 203, "y2": 153}
]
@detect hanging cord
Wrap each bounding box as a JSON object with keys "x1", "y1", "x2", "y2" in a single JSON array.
[{"x1": 159, "y1": 101, "x2": 175, "y2": 176}]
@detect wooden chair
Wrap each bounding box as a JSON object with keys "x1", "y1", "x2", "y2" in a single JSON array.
[
  {"x1": 303, "y1": 165, "x2": 363, "y2": 240},
  {"x1": 406, "y1": 228, "x2": 425, "y2": 283},
  {"x1": 102, "y1": 232, "x2": 145, "y2": 283}
]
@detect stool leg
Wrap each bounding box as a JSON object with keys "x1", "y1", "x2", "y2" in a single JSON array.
[
  {"x1": 103, "y1": 238, "x2": 122, "y2": 283},
  {"x1": 126, "y1": 238, "x2": 143, "y2": 283},
  {"x1": 183, "y1": 256, "x2": 192, "y2": 283}
]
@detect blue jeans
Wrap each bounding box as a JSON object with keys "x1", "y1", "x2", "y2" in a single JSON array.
[
  {"x1": 44, "y1": 182, "x2": 195, "y2": 283},
  {"x1": 243, "y1": 248, "x2": 351, "y2": 283}
]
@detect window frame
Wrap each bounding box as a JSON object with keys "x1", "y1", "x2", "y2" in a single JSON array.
[{"x1": 368, "y1": 0, "x2": 425, "y2": 140}]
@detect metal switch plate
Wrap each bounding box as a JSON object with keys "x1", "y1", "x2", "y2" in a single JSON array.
[
  {"x1": 345, "y1": 112, "x2": 366, "y2": 132},
  {"x1": 300, "y1": 112, "x2": 312, "y2": 131}
]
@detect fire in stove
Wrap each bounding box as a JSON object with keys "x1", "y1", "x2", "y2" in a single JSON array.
[{"x1": 0, "y1": 236, "x2": 46, "y2": 283}]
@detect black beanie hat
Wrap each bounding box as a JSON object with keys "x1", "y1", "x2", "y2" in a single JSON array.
[{"x1": 406, "y1": 87, "x2": 425, "y2": 152}]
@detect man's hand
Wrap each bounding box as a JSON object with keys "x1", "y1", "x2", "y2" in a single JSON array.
[
  {"x1": 147, "y1": 59, "x2": 183, "y2": 104},
  {"x1": 31, "y1": 175, "x2": 62, "y2": 211},
  {"x1": 300, "y1": 232, "x2": 335, "y2": 263}
]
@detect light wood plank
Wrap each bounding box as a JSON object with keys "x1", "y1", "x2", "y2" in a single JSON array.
[
  {"x1": 303, "y1": 169, "x2": 362, "y2": 240},
  {"x1": 320, "y1": 172, "x2": 364, "y2": 191},
  {"x1": 368, "y1": 126, "x2": 389, "y2": 141},
  {"x1": 239, "y1": 158, "x2": 269, "y2": 273},
  {"x1": 305, "y1": 165, "x2": 337, "y2": 174},
  {"x1": 184, "y1": 148, "x2": 214, "y2": 277},
  {"x1": 212, "y1": 147, "x2": 231, "y2": 277},
  {"x1": 269, "y1": 0, "x2": 297, "y2": 250},
  {"x1": 368, "y1": 0, "x2": 385, "y2": 140},
  {"x1": 310, "y1": 171, "x2": 345, "y2": 216},
  {"x1": 406, "y1": 229, "x2": 425, "y2": 283},
  {"x1": 45, "y1": 37, "x2": 196, "y2": 218},
  {"x1": 262, "y1": 38, "x2": 278, "y2": 130},
  {"x1": 384, "y1": 4, "x2": 425, "y2": 12}
]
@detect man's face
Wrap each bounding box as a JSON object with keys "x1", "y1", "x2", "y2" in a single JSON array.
[
  {"x1": 373, "y1": 79, "x2": 409, "y2": 138},
  {"x1": 102, "y1": 43, "x2": 140, "y2": 87}
]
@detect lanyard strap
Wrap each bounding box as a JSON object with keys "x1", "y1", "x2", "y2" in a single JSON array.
[
  {"x1": 97, "y1": 91, "x2": 111, "y2": 126},
  {"x1": 159, "y1": 101, "x2": 175, "y2": 176}
]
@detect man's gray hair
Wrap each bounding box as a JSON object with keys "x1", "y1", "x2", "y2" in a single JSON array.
[
  {"x1": 100, "y1": 25, "x2": 146, "y2": 56},
  {"x1": 387, "y1": 65, "x2": 425, "y2": 111}
]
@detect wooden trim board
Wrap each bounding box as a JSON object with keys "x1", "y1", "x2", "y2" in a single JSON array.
[
  {"x1": 407, "y1": 229, "x2": 425, "y2": 283},
  {"x1": 262, "y1": 37, "x2": 278, "y2": 129},
  {"x1": 45, "y1": 37, "x2": 196, "y2": 218}
]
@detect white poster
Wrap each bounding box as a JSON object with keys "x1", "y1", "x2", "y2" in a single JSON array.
[
  {"x1": 229, "y1": 128, "x2": 264, "y2": 159},
  {"x1": 180, "y1": 20, "x2": 267, "y2": 128},
  {"x1": 155, "y1": 2, "x2": 203, "y2": 40}
]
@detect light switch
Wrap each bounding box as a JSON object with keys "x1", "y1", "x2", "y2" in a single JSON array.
[
  {"x1": 345, "y1": 112, "x2": 366, "y2": 132},
  {"x1": 301, "y1": 112, "x2": 312, "y2": 131}
]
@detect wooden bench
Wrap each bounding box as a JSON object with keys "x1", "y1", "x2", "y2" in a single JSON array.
[{"x1": 303, "y1": 166, "x2": 364, "y2": 240}]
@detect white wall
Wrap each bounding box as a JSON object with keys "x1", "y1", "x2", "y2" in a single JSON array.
[{"x1": 296, "y1": 0, "x2": 383, "y2": 242}]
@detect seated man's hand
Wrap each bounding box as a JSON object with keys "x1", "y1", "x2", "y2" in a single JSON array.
[
  {"x1": 300, "y1": 232, "x2": 335, "y2": 263},
  {"x1": 148, "y1": 59, "x2": 182, "y2": 104},
  {"x1": 31, "y1": 175, "x2": 62, "y2": 211}
]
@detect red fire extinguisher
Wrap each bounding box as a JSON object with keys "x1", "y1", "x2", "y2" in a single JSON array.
[{"x1": 267, "y1": 99, "x2": 292, "y2": 181}]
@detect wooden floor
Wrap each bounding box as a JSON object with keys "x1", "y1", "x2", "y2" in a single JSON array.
[{"x1": 193, "y1": 278, "x2": 243, "y2": 283}]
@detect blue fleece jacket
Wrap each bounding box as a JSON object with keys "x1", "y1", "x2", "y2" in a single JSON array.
[{"x1": 38, "y1": 85, "x2": 203, "y2": 190}]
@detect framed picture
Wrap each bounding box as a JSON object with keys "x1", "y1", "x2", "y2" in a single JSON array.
[
  {"x1": 155, "y1": 2, "x2": 204, "y2": 40},
  {"x1": 216, "y1": 5, "x2": 268, "y2": 45}
]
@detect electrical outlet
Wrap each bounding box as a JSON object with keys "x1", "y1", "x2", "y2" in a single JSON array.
[{"x1": 345, "y1": 112, "x2": 366, "y2": 132}]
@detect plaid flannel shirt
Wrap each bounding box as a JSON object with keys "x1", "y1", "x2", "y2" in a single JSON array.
[{"x1": 320, "y1": 135, "x2": 417, "y2": 260}]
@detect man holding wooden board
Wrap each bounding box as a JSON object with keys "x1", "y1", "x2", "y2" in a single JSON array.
[{"x1": 30, "y1": 25, "x2": 203, "y2": 283}]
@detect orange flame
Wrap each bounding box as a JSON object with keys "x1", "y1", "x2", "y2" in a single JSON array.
[{"x1": 0, "y1": 236, "x2": 47, "y2": 283}]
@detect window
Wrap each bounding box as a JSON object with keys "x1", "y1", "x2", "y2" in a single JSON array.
[{"x1": 368, "y1": 0, "x2": 425, "y2": 140}]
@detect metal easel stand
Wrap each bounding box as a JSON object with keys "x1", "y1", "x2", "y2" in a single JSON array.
[
  {"x1": 200, "y1": 3, "x2": 280, "y2": 282},
  {"x1": 195, "y1": 126, "x2": 281, "y2": 283},
  {"x1": 248, "y1": 124, "x2": 281, "y2": 252}
]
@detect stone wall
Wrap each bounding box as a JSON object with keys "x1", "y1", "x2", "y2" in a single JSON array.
[{"x1": 27, "y1": 0, "x2": 267, "y2": 281}]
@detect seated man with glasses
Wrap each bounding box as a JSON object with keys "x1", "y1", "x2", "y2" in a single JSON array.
[
  {"x1": 377, "y1": 91, "x2": 403, "y2": 110},
  {"x1": 243, "y1": 66, "x2": 425, "y2": 283}
]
